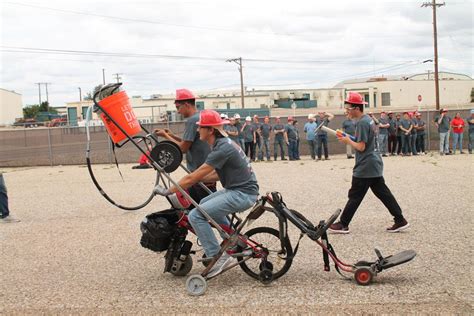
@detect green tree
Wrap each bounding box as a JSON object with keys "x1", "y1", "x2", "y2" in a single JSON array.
[{"x1": 23, "y1": 104, "x2": 40, "y2": 118}]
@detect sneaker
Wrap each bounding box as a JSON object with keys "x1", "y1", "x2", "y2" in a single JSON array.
[
  {"x1": 207, "y1": 252, "x2": 237, "y2": 278},
  {"x1": 328, "y1": 222, "x2": 350, "y2": 234},
  {"x1": 386, "y1": 219, "x2": 410, "y2": 233},
  {"x1": 0, "y1": 216, "x2": 20, "y2": 223},
  {"x1": 382, "y1": 154, "x2": 388, "y2": 157}
]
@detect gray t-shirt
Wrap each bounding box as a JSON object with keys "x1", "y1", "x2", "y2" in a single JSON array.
[
  {"x1": 353, "y1": 115, "x2": 383, "y2": 178},
  {"x1": 225, "y1": 124, "x2": 239, "y2": 142},
  {"x1": 182, "y1": 112, "x2": 211, "y2": 171},
  {"x1": 242, "y1": 123, "x2": 256, "y2": 142},
  {"x1": 284, "y1": 124, "x2": 298, "y2": 140},
  {"x1": 388, "y1": 118, "x2": 397, "y2": 135},
  {"x1": 205, "y1": 137, "x2": 259, "y2": 195},
  {"x1": 434, "y1": 115, "x2": 451, "y2": 133},
  {"x1": 260, "y1": 123, "x2": 272, "y2": 139},
  {"x1": 234, "y1": 121, "x2": 243, "y2": 139},
  {"x1": 252, "y1": 122, "x2": 262, "y2": 140},
  {"x1": 273, "y1": 123, "x2": 285, "y2": 140},
  {"x1": 400, "y1": 119, "x2": 412, "y2": 133},
  {"x1": 315, "y1": 117, "x2": 330, "y2": 136},
  {"x1": 416, "y1": 118, "x2": 426, "y2": 135},
  {"x1": 342, "y1": 119, "x2": 356, "y2": 135},
  {"x1": 396, "y1": 119, "x2": 403, "y2": 136},
  {"x1": 410, "y1": 119, "x2": 418, "y2": 135},
  {"x1": 467, "y1": 116, "x2": 474, "y2": 133},
  {"x1": 378, "y1": 117, "x2": 390, "y2": 135}
]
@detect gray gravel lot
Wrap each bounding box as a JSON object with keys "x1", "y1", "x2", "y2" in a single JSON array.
[{"x1": 1, "y1": 153, "x2": 473, "y2": 314}]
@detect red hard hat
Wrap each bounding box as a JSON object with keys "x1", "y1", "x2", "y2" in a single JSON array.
[
  {"x1": 288, "y1": 116, "x2": 294, "y2": 121},
  {"x1": 345, "y1": 92, "x2": 367, "y2": 105},
  {"x1": 175, "y1": 88, "x2": 196, "y2": 102},
  {"x1": 196, "y1": 110, "x2": 230, "y2": 126}
]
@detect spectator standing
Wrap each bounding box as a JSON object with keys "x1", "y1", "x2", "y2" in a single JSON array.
[
  {"x1": 410, "y1": 112, "x2": 418, "y2": 156},
  {"x1": 434, "y1": 108, "x2": 451, "y2": 155},
  {"x1": 342, "y1": 114, "x2": 356, "y2": 159},
  {"x1": 415, "y1": 113, "x2": 426, "y2": 154},
  {"x1": 252, "y1": 115, "x2": 263, "y2": 162},
  {"x1": 284, "y1": 117, "x2": 298, "y2": 160},
  {"x1": 226, "y1": 117, "x2": 240, "y2": 145},
  {"x1": 293, "y1": 119, "x2": 301, "y2": 160},
  {"x1": 0, "y1": 173, "x2": 20, "y2": 223},
  {"x1": 233, "y1": 114, "x2": 245, "y2": 149},
  {"x1": 467, "y1": 109, "x2": 474, "y2": 154},
  {"x1": 303, "y1": 114, "x2": 318, "y2": 160},
  {"x1": 273, "y1": 116, "x2": 287, "y2": 161},
  {"x1": 399, "y1": 112, "x2": 413, "y2": 156},
  {"x1": 451, "y1": 112, "x2": 466, "y2": 154},
  {"x1": 395, "y1": 114, "x2": 403, "y2": 155},
  {"x1": 242, "y1": 116, "x2": 256, "y2": 159},
  {"x1": 260, "y1": 116, "x2": 272, "y2": 161},
  {"x1": 315, "y1": 111, "x2": 334, "y2": 160},
  {"x1": 387, "y1": 111, "x2": 398, "y2": 155},
  {"x1": 378, "y1": 111, "x2": 390, "y2": 157}
]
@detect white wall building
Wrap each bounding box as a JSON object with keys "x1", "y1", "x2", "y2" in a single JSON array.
[{"x1": 0, "y1": 88, "x2": 23, "y2": 126}]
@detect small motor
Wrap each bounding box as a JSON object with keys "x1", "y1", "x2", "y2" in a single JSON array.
[{"x1": 168, "y1": 191, "x2": 191, "y2": 209}]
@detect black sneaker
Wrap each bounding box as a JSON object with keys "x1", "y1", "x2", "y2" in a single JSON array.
[
  {"x1": 328, "y1": 222, "x2": 350, "y2": 234},
  {"x1": 386, "y1": 219, "x2": 410, "y2": 233}
]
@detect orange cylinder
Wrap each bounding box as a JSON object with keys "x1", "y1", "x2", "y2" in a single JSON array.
[{"x1": 98, "y1": 91, "x2": 141, "y2": 144}]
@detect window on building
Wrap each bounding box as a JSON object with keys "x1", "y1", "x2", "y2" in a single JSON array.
[{"x1": 381, "y1": 93, "x2": 391, "y2": 106}]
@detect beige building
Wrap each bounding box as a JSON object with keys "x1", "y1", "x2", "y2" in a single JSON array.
[
  {"x1": 335, "y1": 72, "x2": 473, "y2": 112},
  {"x1": 0, "y1": 88, "x2": 23, "y2": 126}
]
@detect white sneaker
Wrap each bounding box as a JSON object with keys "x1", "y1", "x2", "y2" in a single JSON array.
[
  {"x1": 0, "y1": 216, "x2": 20, "y2": 223},
  {"x1": 207, "y1": 252, "x2": 236, "y2": 278}
]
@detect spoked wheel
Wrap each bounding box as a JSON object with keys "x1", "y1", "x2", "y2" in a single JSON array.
[
  {"x1": 186, "y1": 274, "x2": 207, "y2": 296},
  {"x1": 236, "y1": 226, "x2": 293, "y2": 281}
]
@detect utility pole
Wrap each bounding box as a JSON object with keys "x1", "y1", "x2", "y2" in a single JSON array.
[
  {"x1": 78, "y1": 87, "x2": 82, "y2": 102},
  {"x1": 35, "y1": 83, "x2": 42, "y2": 107},
  {"x1": 112, "y1": 73, "x2": 123, "y2": 83},
  {"x1": 44, "y1": 83, "x2": 51, "y2": 111},
  {"x1": 102, "y1": 68, "x2": 106, "y2": 84},
  {"x1": 226, "y1": 57, "x2": 245, "y2": 108},
  {"x1": 422, "y1": 0, "x2": 445, "y2": 110}
]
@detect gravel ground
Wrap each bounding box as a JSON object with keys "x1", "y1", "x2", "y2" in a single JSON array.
[{"x1": 1, "y1": 153, "x2": 473, "y2": 315}]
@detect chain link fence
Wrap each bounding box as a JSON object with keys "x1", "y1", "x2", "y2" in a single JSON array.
[{"x1": 0, "y1": 109, "x2": 471, "y2": 167}]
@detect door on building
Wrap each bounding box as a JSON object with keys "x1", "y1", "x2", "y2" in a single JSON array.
[
  {"x1": 68, "y1": 108, "x2": 78, "y2": 126},
  {"x1": 364, "y1": 94, "x2": 370, "y2": 108},
  {"x1": 82, "y1": 106, "x2": 91, "y2": 120},
  {"x1": 196, "y1": 101, "x2": 205, "y2": 111}
]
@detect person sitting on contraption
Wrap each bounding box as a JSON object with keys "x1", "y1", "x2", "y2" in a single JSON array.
[{"x1": 153, "y1": 109, "x2": 259, "y2": 277}]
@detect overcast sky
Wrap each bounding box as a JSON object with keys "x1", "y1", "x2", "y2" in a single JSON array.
[{"x1": 1, "y1": 0, "x2": 472, "y2": 107}]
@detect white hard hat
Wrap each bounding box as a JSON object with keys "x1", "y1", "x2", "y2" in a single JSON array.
[
  {"x1": 308, "y1": 114, "x2": 315, "y2": 119},
  {"x1": 234, "y1": 113, "x2": 241, "y2": 119},
  {"x1": 245, "y1": 116, "x2": 251, "y2": 121},
  {"x1": 220, "y1": 113, "x2": 228, "y2": 119}
]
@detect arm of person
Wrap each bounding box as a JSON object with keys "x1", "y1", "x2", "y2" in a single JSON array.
[
  {"x1": 253, "y1": 130, "x2": 256, "y2": 143},
  {"x1": 168, "y1": 163, "x2": 215, "y2": 194},
  {"x1": 437, "y1": 115, "x2": 444, "y2": 124},
  {"x1": 326, "y1": 112, "x2": 334, "y2": 121},
  {"x1": 337, "y1": 135, "x2": 366, "y2": 152},
  {"x1": 284, "y1": 132, "x2": 289, "y2": 144}
]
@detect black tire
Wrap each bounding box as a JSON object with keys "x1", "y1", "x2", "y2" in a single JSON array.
[
  {"x1": 171, "y1": 255, "x2": 193, "y2": 277},
  {"x1": 237, "y1": 226, "x2": 293, "y2": 281}
]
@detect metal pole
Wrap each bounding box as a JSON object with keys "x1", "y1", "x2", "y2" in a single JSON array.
[
  {"x1": 239, "y1": 57, "x2": 245, "y2": 109},
  {"x1": 102, "y1": 68, "x2": 106, "y2": 84},
  {"x1": 47, "y1": 128, "x2": 53, "y2": 166},
  {"x1": 432, "y1": 0, "x2": 441, "y2": 111},
  {"x1": 36, "y1": 83, "x2": 42, "y2": 106},
  {"x1": 78, "y1": 87, "x2": 82, "y2": 102},
  {"x1": 427, "y1": 110, "x2": 431, "y2": 151},
  {"x1": 45, "y1": 83, "x2": 50, "y2": 111}
]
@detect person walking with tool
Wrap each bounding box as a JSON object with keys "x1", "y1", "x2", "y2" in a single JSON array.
[
  {"x1": 329, "y1": 92, "x2": 410, "y2": 234},
  {"x1": 154, "y1": 89, "x2": 215, "y2": 203},
  {"x1": 342, "y1": 114, "x2": 356, "y2": 159},
  {"x1": 153, "y1": 110, "x2": 259, "y2": 277}
]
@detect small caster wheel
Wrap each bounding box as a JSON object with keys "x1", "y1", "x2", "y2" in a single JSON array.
[
  {"x1": 171, "y1": 256, "x2": 193, "y2": 277},
  {"x1": 186, "y1": 274, "x2": 207, "y2": 296},
  {"x1": 258, "y1": 269, "x2": 273, "y2": 285},
  {"x1": 354, "y1": 267, "x2": 373, "y2": 286},
  {"x1": 259, "y1": 261, "x2": 274, "y2": 272}
]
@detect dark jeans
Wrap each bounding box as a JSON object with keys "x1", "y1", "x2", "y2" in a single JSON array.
[
  {"x1": 416, "y1": 134, "x2": 425, "y2": 153},
  {"x1": 340, "y1": 176, "x2": 405, "y2": 226},
  {"x1": 401, "y1": 134, "x2": 411, "y2": 154},
  {"x1": 388, "y1": 134, "x2": 397, "y2": 154},
  {"x1": 396, "y1": 136, "x2": 402, "y2": 154},
  {"x1": 262, "y1": 138, "x2": 271, "y2": 160},
  {"x1": 288, "y1": 139, "x2": 298, "y2": 160},
  {"x1": 410, "y1": 134, "x2": 418, "y2": 155},
  {"x1": 317, "y1": 135, "x2": 329, "y2": 159},
  {"x1": 307, "y1": 139, "x2": 317, "y2": 159},
  {"x1": 469, "y1": 132, "x2": 474, "y2": 154},
  {"x1": 0, "y1": 174, "x2": 9, "y2": 218},
  {"x1": 255, "y1": 136, "x2": 263, "y2": 161},
  {"x1": 245, "y1": 141, "x2": 255, "y2": 160},
  {"x1": 274, "y1": 138, "x2": 286, "y2": 160}
]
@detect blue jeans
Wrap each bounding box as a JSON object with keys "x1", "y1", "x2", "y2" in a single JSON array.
[
  {"x1": 401, "y1": 134, "x2": 411, "y2": 154},
  {"x1": 307, "y1": 139, "x2": 317, "y2": 159},
  {"x1": 452, "y1": 133, "x2": 463, "y2": 153},
  {"x1": 378, "y1": 134, "x2": 388, "y2": 155},
  {"x1": 262, "y1": 138, "x2": 271, "y2": 160},
  {"x1": 0, "y1": 174, "x2": 9, "y2": 218},
  {"x1": 188, "y1": 189, "x2": 257, "y2": 257},
  {"x1": 288, "y1": 139, "x2": 298, "y2": 160},
  {"x1": 255, "y1": 137, "x2": 263, "y2": 161},
  {"x1": 238, "y1": 138, "x2": 245, "y2": 149},
  {"x1": 439, "y1": 132, "x2": 449, "y2": 154},
  {"x1": 317, "y1": 135, "x2": 328, "y2": 159},
  {"x1": 274, "y1": 138, "x2": 286, "y2": 160},
  {"x1": 410, "y1": 134, "x2": 418, "y2": 155},
  {"x1": 469, "y1": 132, "x2": 474, "y2": 153}
]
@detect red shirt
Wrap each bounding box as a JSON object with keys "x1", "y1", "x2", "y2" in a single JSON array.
[{"x1": 451, "y1": 117, "x2": 465, "y2": 134}]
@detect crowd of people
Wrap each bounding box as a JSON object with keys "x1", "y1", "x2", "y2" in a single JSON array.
[{"x1": 217, "y1": 108, "x2": 474, "y2": 161}]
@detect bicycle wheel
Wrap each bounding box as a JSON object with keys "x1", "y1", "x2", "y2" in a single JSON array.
[{"x1": 237, "y1": 226, "x2": 293, "y2": 280}]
